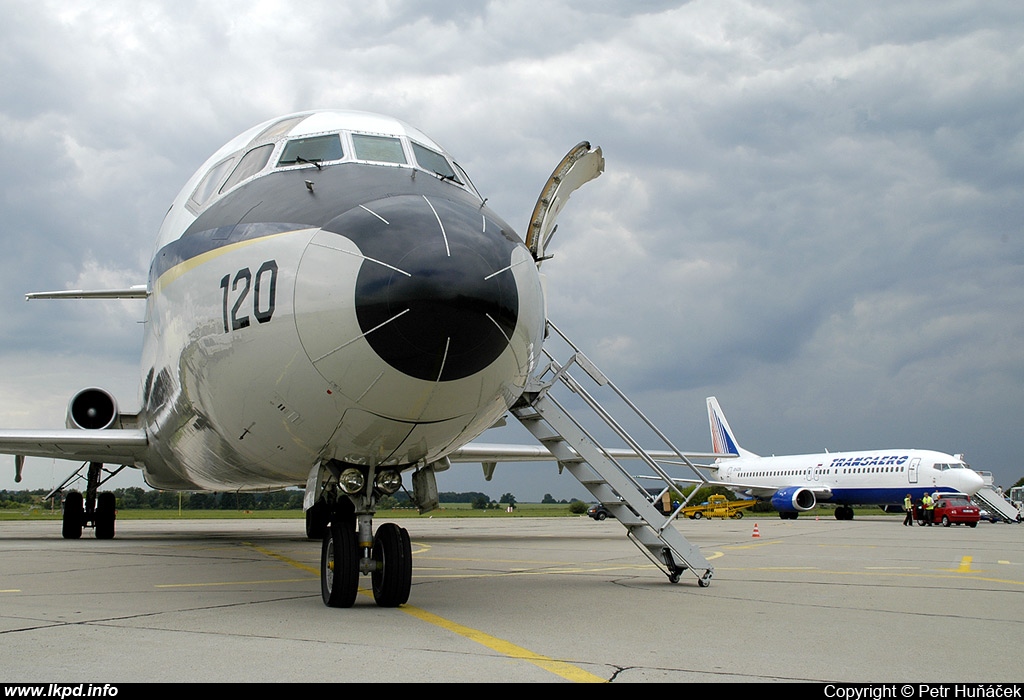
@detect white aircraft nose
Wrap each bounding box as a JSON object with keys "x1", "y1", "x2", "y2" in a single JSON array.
[
  {"x1": 292, "y1": 192, "x2": 542, "y2": 427},
  {"x1": 946, "y1": 466, "x2": 985, "y2": 495},
  {"x1": 963, "y1": 468, "x2": 985, "y2": 495},
  {"x1": 301, "y1": 194, "x2": 519, "y2": 383},
  {"x1": 343, "y1": 195, "x2": 520, "y2": 382}
]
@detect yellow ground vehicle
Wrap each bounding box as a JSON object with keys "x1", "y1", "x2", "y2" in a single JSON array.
[{"x1": 680, "y1": 495, "x2": 756, "y2": 520}]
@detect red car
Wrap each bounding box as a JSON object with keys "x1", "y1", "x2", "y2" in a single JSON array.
[{"x1": 918, "y1": 493, "x2": 980, "y2": 527}]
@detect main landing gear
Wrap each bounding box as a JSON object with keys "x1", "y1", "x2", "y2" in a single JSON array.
[
  {"x1": 833, "y1": 505, "x2": 855, "y2": 520},
  {"x1": 60, "y1": 462, "x2": 118, "y2": 540}
]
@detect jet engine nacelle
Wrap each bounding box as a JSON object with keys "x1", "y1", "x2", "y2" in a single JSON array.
[
  {"x1": 66, "y1": 387, "x2": 119, "y2": 430},
  {"x1": 770, "y1": 486, "x2": 816, "y2": 513}
]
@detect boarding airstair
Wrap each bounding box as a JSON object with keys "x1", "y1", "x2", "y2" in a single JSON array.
[
  {"x1": 510, "y1": 321, "x2": 714, "y2": 586},
  {"x1": 972, "y1": 472, "x2": 1022, "y2": 523}
]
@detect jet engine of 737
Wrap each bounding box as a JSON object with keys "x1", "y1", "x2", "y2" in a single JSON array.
[{"x1": 771, "y1": 486, "x2": 817, "y2": 519}]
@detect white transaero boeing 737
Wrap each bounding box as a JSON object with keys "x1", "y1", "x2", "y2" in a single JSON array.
[
  {"x1": 0, "y1": 109, "x2": 629, "y2": 607},
  {"x1": 703, "y1": 396, "x2": 984, "y2": 520}
]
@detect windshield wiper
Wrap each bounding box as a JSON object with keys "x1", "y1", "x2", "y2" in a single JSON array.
[{"x1": 296, "y1": 156, "x2": 323, "y2": 170}]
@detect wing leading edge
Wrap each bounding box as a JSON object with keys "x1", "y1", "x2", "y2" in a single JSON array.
[
  {"x1": 25, "y1": 286, "x2": 148, "y2": 300},
  {"x1": 448, "y1": 443, "x2": 731, "y2": 464},
  {"x1": 0, "y1": 429, "x2": 148, "y2": 470}
]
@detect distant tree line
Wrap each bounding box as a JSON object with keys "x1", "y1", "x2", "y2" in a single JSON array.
[
  {"x1": 1, "y1": 487, "x2": 539, "y2": 510},
  {"x1": 0, "y1": 487, "x2": 306, "y2": 511}
]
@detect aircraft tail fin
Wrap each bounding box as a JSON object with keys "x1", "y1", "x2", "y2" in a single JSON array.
[{"x1": 706, "y1": 397, "x2": 757, "y2": 458}]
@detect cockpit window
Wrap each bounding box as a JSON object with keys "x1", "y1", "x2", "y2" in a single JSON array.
[
  {"x1": 253, "y1": 115, "x2": 307, "y2": 143},
  {"x1": 352, "y1": 134, "x2": 407, "y2": 164},
  {"x1": 278, "y1": 134, "x2": 344, "y2": 166},
  {"x1": 412, "y1": 142, "x2": 460, "y2": 182},
  {"x1": 220, "y1": 144, "x2": 274, "y2": 193},
  {"x1": 189, "y1": 156, "x2": 236, "y2": 208}
]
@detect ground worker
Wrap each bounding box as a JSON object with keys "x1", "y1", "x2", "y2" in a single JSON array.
[
  {"x1": 903, "y1": 494, "x2": 914, "y2": 526},
  {"x1": 922, "y1": 492, "x2": 935, "y2": 525}
]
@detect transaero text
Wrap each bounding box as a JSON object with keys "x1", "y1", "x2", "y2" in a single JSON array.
[{"x1": 828, "y1": 455, "x2": 909, "y2": 468}]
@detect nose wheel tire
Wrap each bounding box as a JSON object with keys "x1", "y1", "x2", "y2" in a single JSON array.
[
  {"x1": 322, "y1": 519, "x2": 360, "y2": 608},
  {"x1": 372, "y1": 522, "x2": 412, "y2": 607}
]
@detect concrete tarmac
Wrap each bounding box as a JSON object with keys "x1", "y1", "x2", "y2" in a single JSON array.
[{"x1": 1, "y1": 514, "x2": 1021, "y2": 683}]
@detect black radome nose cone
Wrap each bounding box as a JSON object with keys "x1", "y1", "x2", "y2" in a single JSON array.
[{"x1": 326, "y1": 195, "x2": 519, "y2": 382}]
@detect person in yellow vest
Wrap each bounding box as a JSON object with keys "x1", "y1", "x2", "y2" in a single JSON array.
[
  {"x1": 903, "y1": 494, "x2": 914, "y2": 526},
  {"x1": 921, "y1": 492, "x2": 934, "y2": 525}
]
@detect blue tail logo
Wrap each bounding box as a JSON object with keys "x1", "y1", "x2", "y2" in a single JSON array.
[{"x1": 707, "y1": 396, "x2": 748, "y2": 457}]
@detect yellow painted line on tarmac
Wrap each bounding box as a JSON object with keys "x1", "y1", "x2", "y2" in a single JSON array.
[
  {"x1": 726, "y1": 539, "x2": 783, "y2": 550},
  {"x1": 247, "y1": 541, "x2": 606, "y2": 684},
  {"x1": 250, "y1": 543, "x2": 318, "y2": 574},
  {"x1": 727, "y1": 566, "x2": 1024, "y2": 586},
  {"x1": 404, "y1": 565, "x2": 651, "y2": 580},
  {"x1": 156, "y1": 578, "x2": 311, "y2": 588},
  {"x1": 154, "y1": 543, "x2": 319, "y2": 587},
  {"x1": 1, "y1": 589, "x2": 21, "y2": 593},
  {"x1": 954, "y1": 556, "x2": 972, "y2": 573},
  {"x1": 398, "y1": 603, "x2": 605, "y2": 683}
]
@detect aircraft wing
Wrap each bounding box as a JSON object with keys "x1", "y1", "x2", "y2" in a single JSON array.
[
  {"x1": 0, "y1": 429, "x2": 149, "y2": 481},
  {"x1": 638, "y1": 472, "x2": 834, "y2": 500},
  {"x1": 25, "y1": 285, "x2": 148, "y2": 300},
  {"x1": 448, "y1": 443, "x2": 730, "y2": 464},
  {"x1": 714, "y1": 481, "x2": 833, "y2": 501}
]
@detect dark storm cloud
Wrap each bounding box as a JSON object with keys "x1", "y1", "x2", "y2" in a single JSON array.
[{"x1": 1, "y1": 1, "x2": 1021, "y2": 498}]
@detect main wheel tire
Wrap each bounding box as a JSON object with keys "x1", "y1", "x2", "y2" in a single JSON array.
[
  {"x1": 62, "y1": 491, "x2": 84, "y2": 540},
  {"x1": 372, "y1": 523, "x2": 412, "y2": 607},
  {"x1": 95, "y1": 492, "x2": 116, "y2": 540},
  {"x1": 321, "y1": 519, "x2": 359, "y2": 608}
]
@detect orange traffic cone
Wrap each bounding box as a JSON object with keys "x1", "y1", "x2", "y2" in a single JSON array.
[{"x1": 752, "y1": 523, "x2": 760, "y2": 538}]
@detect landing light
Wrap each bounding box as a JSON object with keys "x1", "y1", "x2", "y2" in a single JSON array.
[
  {"x1": 375, "y1": 470, "x2": 402, "y2": 495},
  {"x1": 339, "y1": 468, "x2": 366, "y2": 495}
]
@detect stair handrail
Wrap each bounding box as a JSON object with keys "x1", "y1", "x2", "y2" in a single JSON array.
[{"x1": 540, "y1": 320, "x2": 712, "y2": 528}]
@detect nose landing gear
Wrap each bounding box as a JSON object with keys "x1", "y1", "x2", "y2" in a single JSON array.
[{"x1": 318, "y1": 497, "x2": 413, "y2": 608}]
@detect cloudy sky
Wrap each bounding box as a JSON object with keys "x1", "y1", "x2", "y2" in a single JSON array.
[{"x1": 1, "y1": 0, "x2": 1022, "y2": 502}]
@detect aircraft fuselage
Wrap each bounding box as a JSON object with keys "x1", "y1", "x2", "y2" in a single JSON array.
[
  {"x1": 717, "y1": 448, "x2": 983, "y2": 507},
  {"x1": 137, "y1": 110, "x2": 545, "y2": 491}
]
